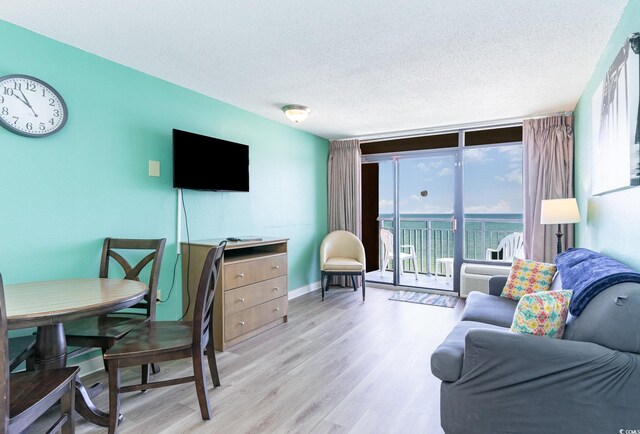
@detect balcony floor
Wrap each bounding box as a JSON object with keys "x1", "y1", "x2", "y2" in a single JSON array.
[{"x1": 366, "y1": 269, "x2": 454, "y2": 291}]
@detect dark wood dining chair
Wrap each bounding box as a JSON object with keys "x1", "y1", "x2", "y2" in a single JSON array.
[
  {"x1": 103, "y1": 241, "x2": 226, "y2": 433},
  {"x1": 0, "y1": 274, "x2": 79, "y2": 433},
  {"x1": 64, "y1": 238, "x2": 166, "y2": 376},
  {"x1": 8, "y1": 335, "x2": 35, "y2": 372}
]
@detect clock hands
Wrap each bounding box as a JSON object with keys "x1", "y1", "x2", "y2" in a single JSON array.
[
  {"x1": 12, "y1": 93, "x2": 27, "y2": 105},
  {"x1": 15, "y1": 89, "x2": 39, "y2": 118}
]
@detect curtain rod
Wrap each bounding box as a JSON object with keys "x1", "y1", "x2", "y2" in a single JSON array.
[
  {"x1": 338, "y1": 111, "x2": 573, "y2": 144},
  {"x1": 522, "y1": 111, "x2": 573, "y2": 120},
  {"x1": 342, "y1": 117, "x2": 522, "y2": 143}
]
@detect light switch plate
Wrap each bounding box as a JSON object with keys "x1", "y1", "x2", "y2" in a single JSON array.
[{"x1": 149, "y1": 160, "x2": 160, "y2": 177}]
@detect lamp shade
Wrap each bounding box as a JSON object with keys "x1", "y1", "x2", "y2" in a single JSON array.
[
  {"x1": 282, "y1": 104, "x2": 310, "y2": 123},
  {"x1": 540, "y1": 198, "x2": 580, "y2": 224}
]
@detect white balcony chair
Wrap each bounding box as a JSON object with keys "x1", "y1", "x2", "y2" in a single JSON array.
[
  {"x1": 485, "y1": 232, "x2": 524, "y2": 261},
  {"x1": 380, "y1": 228, "x2": 418, "y2": 280}
]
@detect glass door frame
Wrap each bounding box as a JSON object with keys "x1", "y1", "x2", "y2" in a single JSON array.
[
  {"x1": 362, "y1": 125, "x2": 524, "y2": 294},
  {"x1": 364, "y1": 144, "x2": 463, "y2": 293}
]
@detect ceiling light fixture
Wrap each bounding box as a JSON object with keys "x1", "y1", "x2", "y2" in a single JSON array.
[{"x1": 282, "y1": 104, "x2": 310, "y2": 123}]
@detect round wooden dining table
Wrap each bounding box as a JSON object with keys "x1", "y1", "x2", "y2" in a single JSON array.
[{"x1": 5, "y1": 277, "x2": 148, "y2": 427}]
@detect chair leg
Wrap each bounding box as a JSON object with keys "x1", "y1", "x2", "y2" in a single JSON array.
[
  {"x1": 152, "y1": 363, "x2": 161, "y2": 374},
  {"x1": 102, "y1": 347, "x2": 109, "y2": 372},
  {"x1": 207, "y1": 333, "x2": 221, "y2": 388},
  {"x1": 193, "y1": 350, "x2": 212, "y2": 420},
  {"x1": 141, "y1": 364, "x2": 150, "y2": 392},
  {"x1": 381, "y1": 256, "x2": 389, "y2": 276},
  {"x1": 61, "y1": 376, "x2": 76, "y2": 434},
  {"x1": 351, "y1": 275, "x2": 357, "y2": 291},
  {"x1": 26, "y1": 350, "x2": 35, "y2": 372},
  {"x1": 321, "y1": 271, "x2": 326, "y2": 301},
  {"x1": 412, "y1": 257, "x2": 419, "y2": 280},
  {"x1": 362, "y1": 271, "x2": 366, "y2": 301},
  {"x1": 108, "y1": 360, "x2": 121, "y2": 434}
]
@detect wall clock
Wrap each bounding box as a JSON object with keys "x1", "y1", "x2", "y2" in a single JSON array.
[{"x1": 0, "y1": 74, "x2": 68, "y2": 137}]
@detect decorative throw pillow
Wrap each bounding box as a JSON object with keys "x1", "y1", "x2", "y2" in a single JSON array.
[
  {"x1": 501, "y1": 258, "x2": 557, "y2": 301},
  {"x1": 510, "y1": 290, "x2": 573, "y2": 338}
]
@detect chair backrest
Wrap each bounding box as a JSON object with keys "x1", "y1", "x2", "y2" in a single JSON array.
[
  {"x1": 320, "y1": 230, "x2": 366, "y2": 270},
  {"x1": 0, "y1": 274, "x2": 9, "y2": 432},
  {"x1": 380, "y1": 228, "x2": 393, "y2": 255},
  {"x1": 100, "y1": 238, "x2": 166, "y2": 320},
  {"x1": 497, "y1": 232, "x2": 524, "y2": 261},
  {"x1": 192, "y1": 241, "x2": 226, "y2": 350}
]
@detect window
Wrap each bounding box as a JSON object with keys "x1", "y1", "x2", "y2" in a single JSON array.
[{"x1": 463, "y1": 144, "x2": 523, "y2": 261}]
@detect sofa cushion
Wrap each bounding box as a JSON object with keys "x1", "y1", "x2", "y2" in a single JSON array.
[
  {"x1": 460, "y1": 292, "x2": 518, "y2": 327},
  {"x1": 323, "y1": 257, "x2": 364, "y2": 271},
  {"x1": 501, "y1": 258, "x2": 557, "y2": 301},
  {"x1": 510, "y1": 290, "x2": 573, "y2": 338},
  {"x1": 431, "y1": 321, "x2": 506, "y2": 382}
]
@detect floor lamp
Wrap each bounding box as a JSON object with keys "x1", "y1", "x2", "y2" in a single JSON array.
[{"x1": 540, "y1": 198, "x2": 581, "y2": 255}]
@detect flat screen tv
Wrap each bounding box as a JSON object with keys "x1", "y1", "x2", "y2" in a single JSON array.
[{"x1": 173, "y1": 129, "x2": 249, "y2": 192}]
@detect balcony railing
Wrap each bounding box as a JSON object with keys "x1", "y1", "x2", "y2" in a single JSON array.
[{"x1": 378, "y1": 216, "x2": 523, "y2": 275}]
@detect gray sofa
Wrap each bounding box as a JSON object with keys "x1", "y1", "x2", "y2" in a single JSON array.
[{"x1": 431, "y1": 273, "x2": 640, "y2": 433}]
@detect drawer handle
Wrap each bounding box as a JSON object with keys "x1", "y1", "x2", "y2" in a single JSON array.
[
  {"x1": 238, "y1": 298, "x2": 245, "y2": 303},
  {"x1": 272, "y1": 265, "x2": 280, "y2": 269},
  {"x1": 273, "y1": 287, "x2": 280, "y2": 291},
  {"x1": 239, "y1": 321, "x2": 245, "y2": 326},
  {"x1": 237, "y1": 273, "x2": 245, "y2": 278},
  {"x1": 274, "y1": 307, "x2": 280, "y2": 312}
]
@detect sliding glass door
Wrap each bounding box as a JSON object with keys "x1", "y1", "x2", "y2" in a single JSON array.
[{"x1": 368, "y1": 151, "x2": 459, "y2": 291}]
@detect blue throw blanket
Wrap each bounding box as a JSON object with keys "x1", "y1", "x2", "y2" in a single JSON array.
[{"x1": 556, "y1": 248, "x2": 640, "y2": 316}]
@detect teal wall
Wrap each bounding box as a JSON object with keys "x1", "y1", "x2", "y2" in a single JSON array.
[
  {"x1": 574, "y1": 0, "x2": 640, "y2": 269},
  {"x1": 0, "y1": 20, "x2": 329, "y2": 321}
]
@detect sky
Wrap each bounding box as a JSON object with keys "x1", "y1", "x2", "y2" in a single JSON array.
[{"x1": 379, "y1": 144, "x2": 523, "y2": 215}]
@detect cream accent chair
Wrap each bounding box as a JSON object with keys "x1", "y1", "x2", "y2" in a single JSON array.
[
  {"x1": 380, "y1": 228, "x2": 418, "y2": 280},
  {"x1": 320, "y1": 230, "x2": 366, "y2": 301}
]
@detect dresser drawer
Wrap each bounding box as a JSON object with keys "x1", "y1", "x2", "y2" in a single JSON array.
[
  {"x1": 224, "y1": 296, "x2": 288, "y2": 341},
  {"x1": 260, "y1": 294, "x2": 288, "y2": 324},
  {"x1": 224, "y1": 275, "x2": 287, "y2": 315},
  {"x1": 224, "y1": 254, "x2": 287, "y2": 290}
]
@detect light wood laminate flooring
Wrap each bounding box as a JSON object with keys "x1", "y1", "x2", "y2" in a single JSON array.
[{"x1": 29, "y1": 286, "x2": 464, "y2": 433}]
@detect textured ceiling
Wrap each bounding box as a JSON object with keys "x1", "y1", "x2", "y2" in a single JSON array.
[{"x1": 0, "y1": 1, "x2": 629, "y2": 139}]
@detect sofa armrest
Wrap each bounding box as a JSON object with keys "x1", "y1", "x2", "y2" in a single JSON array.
[
  {"x1": 488, "y1": 275, "x2": 508, "y2": 296},
  {"x1": 431, "y1": 321, "x2": 505, "y2": 382}
]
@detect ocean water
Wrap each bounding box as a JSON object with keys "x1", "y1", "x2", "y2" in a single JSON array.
[{"x1": 378, "y1": 213, "x2": 523, "y2": 267}]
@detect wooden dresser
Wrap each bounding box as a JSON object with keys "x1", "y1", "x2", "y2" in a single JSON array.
[{"x1": 181, "y1": 237, "x2": 288, "y2": 350}]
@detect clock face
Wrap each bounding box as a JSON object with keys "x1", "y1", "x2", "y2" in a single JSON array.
[{"x1": 0, "y1": 75, "x2": 68, "y2": 137}]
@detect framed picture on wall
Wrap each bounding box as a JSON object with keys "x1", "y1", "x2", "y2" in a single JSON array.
[{"x1": 591, "y1": 32, "x2": 640, "y2": 195}]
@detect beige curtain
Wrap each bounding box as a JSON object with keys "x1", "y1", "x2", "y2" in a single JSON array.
[
  {"x1": 328, "y1": 139, "x2": 362, "y2": 235},
  {"x1": 523, "y1": 114, "x2": 574, "y2": 263},
  {"x1": 328, "y1": 139, "x2": 362, "y2": 285}
]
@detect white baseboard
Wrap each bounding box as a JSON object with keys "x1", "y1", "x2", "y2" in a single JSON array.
[{"x1": 288, "y1": 281, "x2": 321, "y2": 300}]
